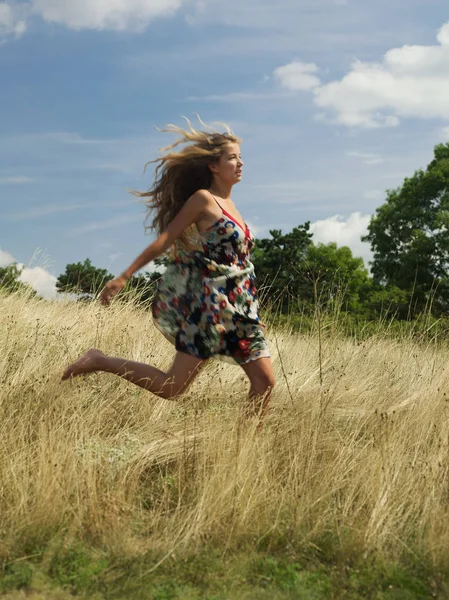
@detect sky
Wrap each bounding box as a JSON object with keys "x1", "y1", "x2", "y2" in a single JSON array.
[{"x1": 1, "y1": 0, "x2": 449, "y2": 298}]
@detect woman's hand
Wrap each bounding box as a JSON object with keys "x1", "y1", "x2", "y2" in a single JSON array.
[{"x1": 100, "y1": 275, "x2": 129, "y2": 306}]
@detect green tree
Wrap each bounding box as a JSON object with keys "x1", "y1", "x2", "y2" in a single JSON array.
[
  {"x1": 251, "y1": 223, "x2": 313, "y2": 312},
  {"x1": 363, "y1": 143, "x2": 449, "y2": 316},
  {"x1": 123, "y1": 270, "x2": 162, "y2": 305},
  {"x1": 56, "y1": 258, "x2": 165, "y2": 304},
  {"x1": 0, "y1": 263, "x2": 36, "y2": 296},
  {"x1": 363, "y1": 284, "x2": 411, "y2": 320},
  {"x1": 56, "y1": 258, "x2": 114, "y2": 296},
  {"x1": 302, "y1": 242, "x2": 371, "y2": 313},
  {"x1": 251, "y1": 226, "x2": 374, "y2": 315}
]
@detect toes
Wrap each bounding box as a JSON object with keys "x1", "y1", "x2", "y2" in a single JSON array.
[
  {"x1": 61, "y1": 350, "x2": 103, "y2": 382},
  {"x1": 61, "y1": 368, "x2": 74, "y2": 381}
]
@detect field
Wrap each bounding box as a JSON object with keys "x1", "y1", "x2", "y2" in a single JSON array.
[{"x1": 1, "y1": 290, "x2": 449, "y2": 598}]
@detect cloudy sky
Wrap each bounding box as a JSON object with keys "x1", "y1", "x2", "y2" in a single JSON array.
[{"x1": 1, "y1": 0, "x2": 448, "y2": 298}]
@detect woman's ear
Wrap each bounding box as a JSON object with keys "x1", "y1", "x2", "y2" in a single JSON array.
[{"x1": 208, "y1": 162, "x2": 218, "y2": 174}]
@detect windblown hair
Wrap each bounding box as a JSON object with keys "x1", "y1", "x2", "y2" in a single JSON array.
[{"x1": 132, "y1": 117, "x2": 241, "y2": 252}]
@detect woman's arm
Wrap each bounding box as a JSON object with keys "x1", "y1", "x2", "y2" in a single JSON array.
[
  {"x1": 100, "y1": 190, "x2": 210, "y2": 305},
  {"x1": 120, "y1": 190, "x2": 209, "y2": 279}
]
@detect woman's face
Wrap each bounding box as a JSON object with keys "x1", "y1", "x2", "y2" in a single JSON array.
[{"x1": 211, "y1": 143, "x2": 243, "y2": 184}]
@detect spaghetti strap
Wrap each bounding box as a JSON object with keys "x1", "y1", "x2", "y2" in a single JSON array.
[
  {"x1": 208, "y1": 191, "x2": 223, "y2": 211},
  {"x1": 207, "y1": 190, "x2": 247, "y2": 235}
]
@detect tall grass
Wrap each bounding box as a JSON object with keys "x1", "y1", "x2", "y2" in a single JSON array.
[{"x1": 1, "y1": 288, "x2": 449, "y2": 571}]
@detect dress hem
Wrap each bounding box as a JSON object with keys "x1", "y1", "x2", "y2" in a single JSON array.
[{"x1": 153, "y1": 317, "x2": 270, "y2": 366}]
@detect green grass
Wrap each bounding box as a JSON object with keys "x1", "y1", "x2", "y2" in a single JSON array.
[{"x1": 1, "y1": 541, "x2": 447, "y2": 599}]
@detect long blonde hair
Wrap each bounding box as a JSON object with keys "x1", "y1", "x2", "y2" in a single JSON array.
[{"x1": 132, "y1": 117, "x2": 241, "y2": 252}]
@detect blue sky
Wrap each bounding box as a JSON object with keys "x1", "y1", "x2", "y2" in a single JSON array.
[{"x1": 1, "y1": 0, "x2": 449, "y2": 297}]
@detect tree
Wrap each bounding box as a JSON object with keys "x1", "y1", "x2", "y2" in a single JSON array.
[
  {"x1": 363, "y1": 143, "x2": 449, "y2": 316},
  {"x1": 251, "y1": 223, "x2": 313, "y2": 312},
  {"x1": 363, "y1": 284, "x2": 411, "y2": 320},
  {"x1": 56, "y1": 258, "x2": 164, "y2": 304},
  {"x1": 251, "y1": 226, "x2": 374, "y2": 315},
  {"x1": 123, "y1": 270, "x2": 162, "y2": 305},
  {"x1": 302, "y1": 242, "x2": 371, "y2": 313},
  {"x1": 0, "y1": 263, "x2": 36, "y2": 296},
  {"x1": 56, "y1": 258, "x2": 114, "y2": 296}
]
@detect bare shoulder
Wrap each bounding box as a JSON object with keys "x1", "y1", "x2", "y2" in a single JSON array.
[
  {"x1": 183, "y1": 189, "x2": 216, "y2": 221},
  {"x1": 185, "y1": 188, "x2": 213, "y2": 209}
]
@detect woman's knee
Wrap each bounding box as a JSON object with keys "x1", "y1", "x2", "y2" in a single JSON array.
[
  {"x1": 159, "y1": 378, "x2": 189, "y2": 400},
  {"x1": 160, "y1": 354, "x2": 206, "y2": 399}
]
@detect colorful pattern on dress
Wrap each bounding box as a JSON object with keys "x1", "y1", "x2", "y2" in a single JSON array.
[{"x1": 152, "y1": 200, "x2": 270, "y2": 365}]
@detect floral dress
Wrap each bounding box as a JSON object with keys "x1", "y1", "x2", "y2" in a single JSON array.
[{"x1": 152, "y1": 195, "x2": 270, "y2": 365}]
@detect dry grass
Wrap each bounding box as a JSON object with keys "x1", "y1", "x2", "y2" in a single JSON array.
[{"x1": 1, "y1": 289, "x2": 449, "y2": 569}]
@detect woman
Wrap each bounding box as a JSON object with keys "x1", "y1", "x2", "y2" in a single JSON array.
[{"x1": 62, "y1": 119, "x2": 275, "y2": 417}]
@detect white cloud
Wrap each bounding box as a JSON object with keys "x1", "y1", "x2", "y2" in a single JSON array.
[
  {"x1": 245, "y1": 220, "x2": 261, "y2": 236},
  {"x1": 442, "y1": 126, "x2": 449, "y2": 141},
  {"x1": 0, "y1": 2, "x2": 27, "y2": 38},
  {"x1": 107, "y1": 253, "x2": 122, "y2": 264},
  {"x1": 438, "y1": 22, "x2": 449, "y2": 46},
  {"x1": 276, "y1": 21, "x2": 449, "y2": 129},
  {"x1": 30, "y1": 0, "x2": 184, "y2": 31},
  {"x1": 310, "y1": 212, "x2": 372, "y2": 266},
  {"x1": 273, "y1": 60, "x2": 321, "y2": 91},
  {"x1": 0, "y1": 250, "x2": 57, "y2": 298},
  {"x1": 363, "y1": 190, "x2": 383, "y2": 201},
  {"x1": 0, "y1": 175, "x2": 36, "y2": 184},
  {"x1": 0, "y1": 249, "x2": 15, "y2": 267},
  {"x1": 1, "y1": 0, "x2": 186, "y2": 38},
  {"x1": 186, "y1": 0, "x2": 355, "y2": 33},
  {"x1": 346, "y1": 151, "x2": 384, "y2": 166},
  {"x1": 18, "y1": 265, "x2": 57, "y2": 299},
  {"x1": 14, "y1": 18, "x2": 26, "y2": 36}
]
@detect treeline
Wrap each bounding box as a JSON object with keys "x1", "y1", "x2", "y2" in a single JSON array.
[
  {"x1": 252, "y1": 141, "x2": 449, "y2": 322},
  {"x1": 2, "y1": 142, "x2": 449, "y2": 325}
]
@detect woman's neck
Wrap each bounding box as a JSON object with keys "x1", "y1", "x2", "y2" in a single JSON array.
[{"x1": 208, "y1": 181, "x2": 233, "y2": 201}]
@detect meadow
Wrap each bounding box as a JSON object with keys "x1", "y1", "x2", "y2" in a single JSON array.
[{"x1": 1, "y1": 289, "x2": 449, "y2": 598}]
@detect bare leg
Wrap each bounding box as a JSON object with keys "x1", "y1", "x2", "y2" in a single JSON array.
[
  {"x1": 61, "y1": 349, "x2": 206, "y2": 400},
  {"x1": 240, "y1": 357, "x2": 275, "y2": 422}
]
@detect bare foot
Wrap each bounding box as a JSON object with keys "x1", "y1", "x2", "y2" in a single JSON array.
[{"x1": 61, "y1": 348, "x2": 106, "y2": 381}]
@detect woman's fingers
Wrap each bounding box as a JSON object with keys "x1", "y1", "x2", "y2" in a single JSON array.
[
  {"x1": 100, "y1": 283, "x2": 114, "y2": 305},
  {"x1": 100, "y1": 277, "x2": 126, "y2": 305},
  {"x1": 100, "y1": 290, "x2": 110, "y2": 305}
]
